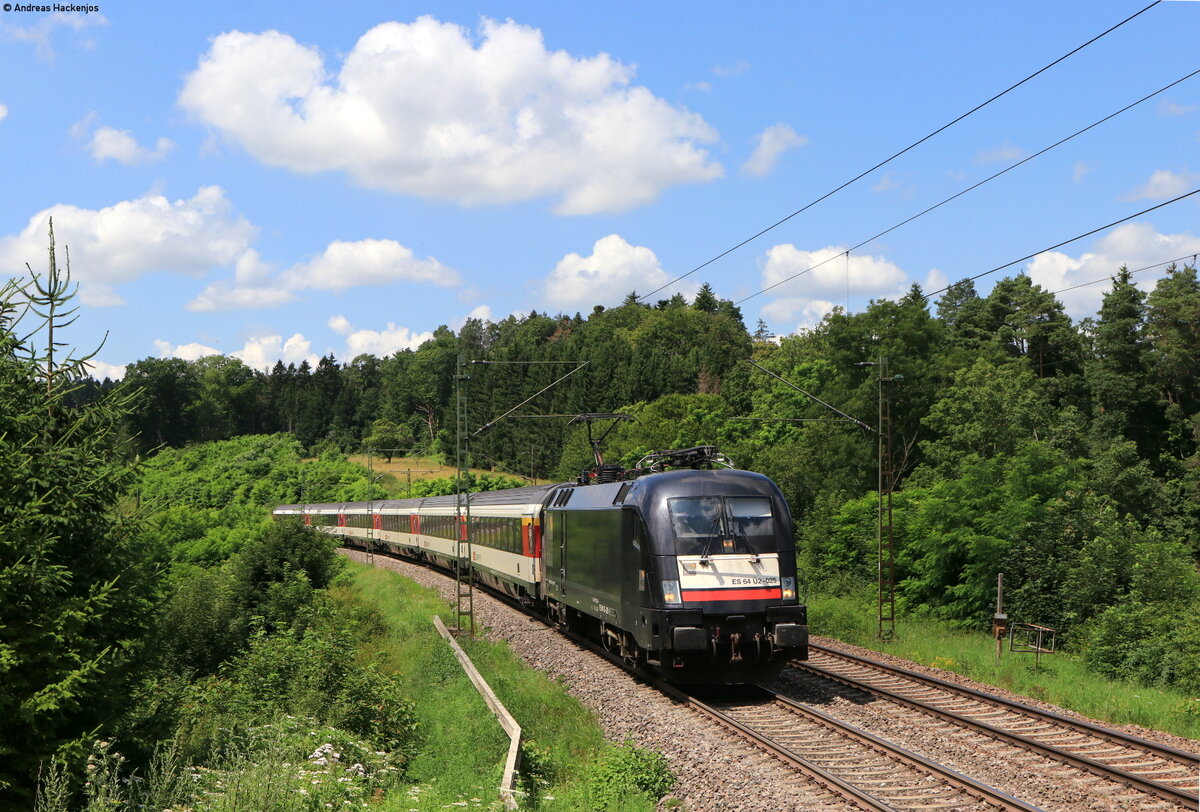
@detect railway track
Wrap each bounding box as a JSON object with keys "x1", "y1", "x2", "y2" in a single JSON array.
[
  {"x1": 792, "y1": 644, "x2": 1199, "y2": 808},
  {"x1": 664, "y1": 683, "x2": 1041, "y2": 811}
]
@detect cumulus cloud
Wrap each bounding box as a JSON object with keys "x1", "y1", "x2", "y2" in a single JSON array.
[
  {"x1": 329, "y1": 314, "x2": 433, "y2": 357},
  {"x1": 179, "y1": 18, "x2": 722, "y2": 214},
  {"x1": 281, "y1": 239, "x2": 456, "y2": 291},
  {"x1": 1026, "y1": 222, "x2": 1200, "y2": 319},
  {"x1": 975, "y1": 141, "x2": 1025, "y2": 165},
  {"x1": 152, "y1": 339, "x2": 222, "y2": 361},
  {"x1": 0, "y1": 187, "x2": 257, "y2": 299},
  {"x1": 88, "y1": 126, "x2": 175, "y2": 165},
  {"x1": 543, "y1": 234, "x2": 691, "y2": 310},
  {"x1": 189, "y1": 239, "x2": 455, "y2": 311},
  {"x1": 741, "y1": 123, "x2": 806, "y2": 177},
  {"x1": 232, "y1": 333, "x2": 318, "y2": 371},
  {"x1": 758, "y1": 244, "x2": 909, "y2": 330},
  {"x1": 0, "y1": 103, "x2": 7, "y2": 122},
  {"x1": 450, "y1": 304, "x2": 493, "y2": 331},
  {"x1": 83, "y1": 359, "x2": 126, "y2": 381},
  {"x1": 1125, "y1": 169, "x2": 1199, "y2": 201},
  {"x1": 344, "y1": 322, "x2": 434, "y2": 358},
  {"x1": 328, "y1": 314, "x2": 352, "y2": 335}
]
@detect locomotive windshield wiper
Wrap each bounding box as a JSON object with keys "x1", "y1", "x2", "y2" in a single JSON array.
[
  {"x1": 698, "y1": 514, "x2": 724, "y2": 564},
  {"x1": 727, "y1": 517, "x2": 760, "y2": 563}
]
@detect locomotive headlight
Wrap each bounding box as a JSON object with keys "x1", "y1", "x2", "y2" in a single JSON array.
[
  {"x1": 781, "y1": 577, "x2": 796, "y2": 601},
  {"x1": 661, "y1": 580, "x2": 682, "y2": 607}
]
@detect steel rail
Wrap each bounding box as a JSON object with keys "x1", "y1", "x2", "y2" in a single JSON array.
[
  {"x1": 797, "y1": 645, "x2": 1199, "y2": 806},
  {"x1": 725, "y1": 686, "x2": 1043, "y2": 812},
  {"x1": 658, "y1": 683, "x2": 900, "y2": 812},
  {"x1": 345, "y1": 544, "x2": 1038, "y2": 810}
]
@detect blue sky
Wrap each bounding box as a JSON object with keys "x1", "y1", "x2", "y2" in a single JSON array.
[{"x1": 1, "y1": 1, "x2": 1197, "y2": 379}]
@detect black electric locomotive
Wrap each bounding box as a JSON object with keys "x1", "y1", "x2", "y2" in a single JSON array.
[{"x1": 274, "y1": 447, "x2": 808, "y2": 683}]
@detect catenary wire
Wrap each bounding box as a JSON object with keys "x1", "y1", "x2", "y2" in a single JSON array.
[
  {"x1": 637, "y1": 0, "x2": 1163, "y2": 303},
  {"x1": 735, "y1": 66, "x2": 1200, "y2": 306},
  {"x1": 1050, "y1": 252, "x2": 1199, "y2": 295},
  {"x1": 924, "y1": 187, "x2": 1200, "y2": 299}
]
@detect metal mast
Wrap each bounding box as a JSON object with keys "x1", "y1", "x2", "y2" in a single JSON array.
[
  {"x1": 876, "y1": 356, "x2": 897, "y2": 642},
  {"x1": 454, "y1": 354, "x2": 475, "y2": 638}
]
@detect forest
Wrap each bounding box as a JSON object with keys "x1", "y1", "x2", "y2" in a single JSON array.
[
  {"x1": 84, "y1": 272, "x2": 1200, "y2": 676},
  {"x1": 4, "y1": 249, "x2": 1199, "y2": 803}
]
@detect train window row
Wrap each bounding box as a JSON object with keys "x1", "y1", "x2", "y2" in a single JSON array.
[
  {"x1": 469, "y1": 515, "x2": 522, "y2": 554},
  {"x1": 303, "y1": 512, "x2": 523, "y2": 555}
]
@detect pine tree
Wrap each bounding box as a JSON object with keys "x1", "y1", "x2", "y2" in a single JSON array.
[
  {"x1": 1088, "y1": 267, "x2": 1163, "y2": 459},
  {"x1": 0, "y1": 226, "x2": 161, "y2": 801}
]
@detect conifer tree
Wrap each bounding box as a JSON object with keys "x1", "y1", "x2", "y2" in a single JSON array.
[{"x1": 0, "y1": 224, "x2": 161, "y2": 801}]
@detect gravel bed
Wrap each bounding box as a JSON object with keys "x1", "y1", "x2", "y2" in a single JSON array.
[
  {"x1": 344, "y1": 550, "x2": 1199, "y2": 810},
  {"x1": 342, "y1": 550, "x2": 855, "y2": 811}
]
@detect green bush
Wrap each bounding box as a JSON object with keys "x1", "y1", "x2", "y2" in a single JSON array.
[
  {"x1": 174, "y1": 603, "x2": 420, "y2": 773},
  {"x1": 1082, "y1": 600, "x2": 1200, "y2": 694},
  {"x1": 588, "y1": 740, "x2": 675, "y2": 810}
]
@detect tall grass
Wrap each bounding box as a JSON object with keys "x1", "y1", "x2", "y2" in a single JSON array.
[
  {"x1": 809, "y1": 588, "x2": 1200, "y2": 740},
  {"x1": 341, "y1": 563, "x2": 672, "y2": 810}
]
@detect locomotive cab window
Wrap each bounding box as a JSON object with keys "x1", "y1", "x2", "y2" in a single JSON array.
[{"x1": 668, "y1": 496, "x2": 777, "y2": 556}]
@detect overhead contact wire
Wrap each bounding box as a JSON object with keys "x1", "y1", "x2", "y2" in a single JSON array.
[
  {"x1": 925, "y1": 187, "x2": 1200, "y2": 298},
  {"x1": 736, "y1": 65, "x2": 1200, "y2": 305},
  {"x1": 638, "y1": 0, "x2": 1162, "y2": 302}
]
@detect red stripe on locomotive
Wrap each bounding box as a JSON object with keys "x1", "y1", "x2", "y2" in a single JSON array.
[{"x1": 681, "y1": 588, "x2": 783, "y2": 601}]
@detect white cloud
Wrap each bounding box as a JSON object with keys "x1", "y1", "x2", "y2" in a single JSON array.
[
  {"x1": 83, "y1": 359, "x2": 126, "y2": 381},
  {"x1": 760, "y1": 297, "x2": 838, "y2": 334},
  {"x1": 344, "y1": 322, "x2": 434, "y2": 358},
  {"x1": 543, "y1": 234, "x2": 692, "y2": 310},
  {"x1": 741, "y1": 123, "x2": 806, "y2": 177},
  {"x1": 1158, "y1": 100, "x2": 1196, "y2": 117},
  {"x1": 451, "y1": 304, "x2": 493, "y2": 331},
  {"x1": 88, "y1": 126, "x2": 175, "y2": 165},
  {"x1": 187, "y1": 280, "x2": 296, "y2": 311},
  {"x1": 281, "y1": 239, "x2": 456, "y2": 291},
  {"x1": 975, "y1": 141, "x2": 1025, "y2": 165},
  {"x1": 1026, "y1": 222, "x2": 1200, "y2": 318},
  {"x1": 0, "y1": 103, "x2": 7, "y2": 122},
  {"x1": 759, "y1": 244, "x2": 909, "y2": 330},
  {"x1": 872, "y1": 172, "x2": 900, "y2": 194},
  {"x1": 189, "y1": 239, "x2": 456, "y2": 312},
  {"x1": 712, "y1": 60, "x2": 750, "y2": 78},
  {"x1": 684, "y1": 81, "x2": 712, "y2": 93},
  {"x1": 152, "y1": 339, "x2": 221, "y2": 361},
  {"x1": 1126, "y1": 168, "x2": 1199, "y2": 201},
  {"x1": 179, "y1": 18, "x2": 722, "y2": 215},
  {"x1": 328, "y1": 314, "x2": 433, "y2": 357},
  {"x1": 0, "y1": 187, "x2": 257, "y2": 293},
  {"x1": 232, "y1": 333, "x2": 317, "y2": 371},
  {"x1": 923, "y1": 268, "x2": 949, "y2": 294},
  {"x1": 1073, "y1": 161, "x2": 1092, "y2": 183},
  {"x1": 80, "y1": 282, "x2": 125, "y2": 307},
  {"x1": 2, "y1": 11, "x2": 108, "y2": 62}
]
